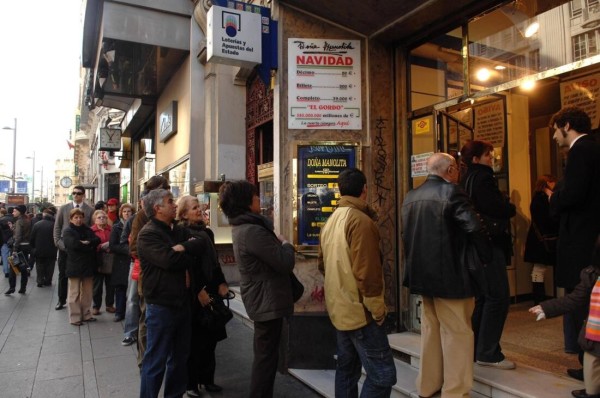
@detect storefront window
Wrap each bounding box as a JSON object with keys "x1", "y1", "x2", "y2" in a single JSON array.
[{"x1": 167, "y1": 159, "x2": 189, "y2": 199}]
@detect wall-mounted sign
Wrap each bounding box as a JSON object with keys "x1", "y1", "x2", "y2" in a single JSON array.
[
  {"x1": 207, "y1": 5, "x2": 262, "y2": 68},
  {"x1": 296, "y1": 143, "x2": 358, "y2": 247},
  {"x1": 99, "y1": 128, "x2": 122, "y2": 151},
  {"x1": 560, "y1": 73, "x2": 600, "y2": 129},
  {"x1": 159, "y1": 101, "x2": 178, "y2": 143},
  {"x1": 288, "y1": 38, "x2": 362, "y2": 130},
  {"x1": 411, "y1": 152, "x2": 433, "y2": 178},
  {"x1": 474, "y1": 99, "x2": 505, "y2": 147}
]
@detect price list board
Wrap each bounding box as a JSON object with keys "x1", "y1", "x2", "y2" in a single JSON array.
[
  {"x1": 288, "y1": 38, "x2": 362, "y2": 130},
  {"x1": 296, "y1": 143, "x2": 358, "y2": 246}
]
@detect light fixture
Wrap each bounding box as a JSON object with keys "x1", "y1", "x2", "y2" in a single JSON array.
[
  {"x1": 494, "y1": 65, "x2": 507, "y2": 71},
  {"x1": 521, "y1": 79, "x2": 535, "y2": 90},
  {"x1": 524, "y1": 21, "x2": 539, "y2": 38},
  {"x1": 476, "y1": 68, "x2": 491, "y2": 82},
  {"x1": 501, "y1": 1, "x2": 540, "y2": 39}
]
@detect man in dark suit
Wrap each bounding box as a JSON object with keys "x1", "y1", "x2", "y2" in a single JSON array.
[
  {"x1": 53, "y1": 185, "x2": 94, "y2": 310},
  {"x1": 549, "y1": 106, "x2": 600, "y2": 363}
]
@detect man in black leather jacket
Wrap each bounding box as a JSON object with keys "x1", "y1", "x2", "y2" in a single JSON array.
[{"x1": 402, "y1": 152, "x2": 491, "y2": 398}]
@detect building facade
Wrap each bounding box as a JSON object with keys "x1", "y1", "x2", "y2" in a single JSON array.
[{"x1": 80, "y1": 0, "x2": 600, "y2": 370}]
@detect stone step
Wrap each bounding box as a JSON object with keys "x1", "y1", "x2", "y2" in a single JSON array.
[
  {"x1": 228, "y1": 290, "x2": 581, "y2": 397},
  {"x1": 389, "y1": 332, "x2": 583, "y2": 398}
]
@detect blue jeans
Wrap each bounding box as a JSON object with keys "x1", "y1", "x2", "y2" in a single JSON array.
[
  {"x1": 1, "y1": 244, "x2": 10, "y2": 276},
  {"x1": 140, "y1": 303, "x2": 191, "y2": 398},
  {"x1": 123, "y1": 264, "x2": 140, "y2": 339},
  {"x1": 335, "y1": 321, "x2": 397, "y2": 398}
]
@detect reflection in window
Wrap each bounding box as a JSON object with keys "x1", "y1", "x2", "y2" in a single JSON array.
[
  {"x1": 573, "y1": 29, "x2": 599, "y2": 60},
  {"x1": 167, "y1": 160, "x2": 189, "y2": 200}
]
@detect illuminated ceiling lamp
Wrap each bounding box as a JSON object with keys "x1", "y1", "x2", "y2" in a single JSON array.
[
  {"x1": 501, "y1": 0, "x2": 540, "y2": 38},
  {"x1": 476, "y1": 68, "x2": 491, "y2": 82}
]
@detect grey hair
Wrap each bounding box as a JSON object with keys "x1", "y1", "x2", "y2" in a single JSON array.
[
  {"x1": 143, "y1": 189, "x2": 172, "y2": 217},
  {"x1": 426, "y1": 152, "x2": 455, "y2": 176}
]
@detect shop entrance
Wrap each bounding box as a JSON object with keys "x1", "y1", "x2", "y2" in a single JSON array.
[{"x1": 407, "y1": 64, "x2": 600, "y2": 374}]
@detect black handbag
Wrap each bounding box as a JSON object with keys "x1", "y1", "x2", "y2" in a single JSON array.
[
  {"x1": 291, "y1": 272, "x2": 304, "y2": 302},
  {"x1": 463, "y1": 243, "x2": 488, "y2": 296},
  {"x1": 465, "y1": 172, "x2": 509, "y2": 238},
  {"x1": 199, "y1": 292, "x2": 234, "y2": 330}
]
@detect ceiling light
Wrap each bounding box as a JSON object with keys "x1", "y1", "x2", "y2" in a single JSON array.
[
  {"x1": 476, "y1": 68, "x2": 491, "y2": 82},
  {"x1": 494, "y1": 65, "x2": 506, "y2": 70},
  {"x1": 521, "y1": 80, "x2": 535, "y2": 90},
  {"x1": 524, "y1": 21, "x2": 539, "y2": 37}
]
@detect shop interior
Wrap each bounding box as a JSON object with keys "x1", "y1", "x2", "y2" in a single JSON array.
[{"x1": 406, "y1": 0, "x2": 599, "y2": 374}]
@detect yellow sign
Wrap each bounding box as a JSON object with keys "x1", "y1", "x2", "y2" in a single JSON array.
[{"x1": 414, "y1": 117, "x2": 431, "y2": 135}]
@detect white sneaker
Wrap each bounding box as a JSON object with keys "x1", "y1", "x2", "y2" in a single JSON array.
[{"x1": 476, "y1": 359, "x2": 516, "y2": 369}]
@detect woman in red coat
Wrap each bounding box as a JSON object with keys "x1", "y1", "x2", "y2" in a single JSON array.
[{"x1": 91, "y1": 210, "x2": 114, "y2": 315}]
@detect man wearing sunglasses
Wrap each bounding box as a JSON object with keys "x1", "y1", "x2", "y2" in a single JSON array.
[{"x1": 53, "y1": 186, "x2": 94, "y2": 310}]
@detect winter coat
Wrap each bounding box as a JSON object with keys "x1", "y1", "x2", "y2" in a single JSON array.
[
  {"x1": 29, "y1": 215, "x2": 57, "y2": 259},
  {"x1": 13, "y1": 214, "x2": 32, "y2": 250},
  {"x1": 63, "y1": 223, "x2": 100, "y2": 278},
  {"x1": 229, "y1": 212, "x2": 295, "y2": 322},
  {"x1": 402, "y1": 174, "x2": 492, "y2": 299},
  {"x1": 541, "y1": 265, "x2": 600, "y2": 358},
  {"x1": 0, "y1": 214, "x2": 14, "y2": 245},
  {"x1": 109, "y1": 219, "x2": 131, "y2": 288},
  {"x1": 318, "y1": 196, "x2": 386, "y2": 330},
  {"x1": 180, "y1": 221, "x2": 228, "y2": 342},
  {"x1": 550, "y1": 135, "x2": 600, "y2": 288},
  {"x1": 137, "y1": 218, "x2": 205, "y2": 308},
  {"x1": 461, "y1": 163, "x2": 516, "y2": 263},
  {"x1": 524, "y1": 191, "x2": 558, "y2": 265}
]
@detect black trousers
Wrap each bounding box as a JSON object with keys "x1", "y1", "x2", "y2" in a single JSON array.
[
  {"x1": 93, "y1": 272, "x2": 114, "y2": 309},
  {"x1": 57, "y1": 249, "x2": 68, "y2": 304},
  {"x1": 472, "y1": 245, "x2": 511, "y2": 363},
  {"x1": 249, "y1": 318, "x2": 283, "y2": 398},
  {"x1": 188, "y1": 326, "x2": 219, "y2": 389},
  {"x1": 35, "y1": 256, "x2": 56, "y2": 286}
]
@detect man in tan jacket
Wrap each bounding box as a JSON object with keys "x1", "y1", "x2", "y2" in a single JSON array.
[{"x1": 318, "y1": 168, "x2": 396, "y2": 397}]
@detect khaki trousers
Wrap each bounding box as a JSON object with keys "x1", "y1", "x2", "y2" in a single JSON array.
[
  {"x1": 417, "y1": 296, "x2": 475, "y2": 398},
  {"x1": 67, "y1": 277, "x2": 93, "y2": 324},
  {"x1": 584, "y1": 351, "x2": 600, "y2": 395}
]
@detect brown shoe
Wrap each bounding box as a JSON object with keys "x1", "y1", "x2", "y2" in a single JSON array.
[
  {"x1": 106, "y1": 306, "x2": 116, "y2": 313},
  {"x1": 92, "y1": 308, "x2": 101, "y2": 315}
]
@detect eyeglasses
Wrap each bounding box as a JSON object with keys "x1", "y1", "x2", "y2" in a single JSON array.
[{"x1": 72, "y1": 192, "x2": 84, "y2": 196}]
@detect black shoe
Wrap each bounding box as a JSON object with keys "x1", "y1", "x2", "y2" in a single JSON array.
[
  {"x1": 37, "y1": 284, "x2": 44, "y2": 288},
  {"x1": 567, "y1": 368, "x2": 584, "y2": 381},
  {"x1": 121, "y1": 336, "x2": 137, "y2": 346},
  {"x1": 4, "y1": 273, "x2": 8, "y2": 278},
  {"x1": 113, "y1": 315, "x2": 124, "y2": 322},
  {"x1": 204, "y1": 384, "x2": 223, "y2": 392},
  {"x1": 186, "y1": 389, "x2": 201, "y2": 397},
  {"x1": 18, "y1": 288, "x2": 25, "y2": 294},
  {"x1": 55, "y1": 302, "x2": 65, "y2": 310},
  {"x1": 4, "y1": 288, "x2": 15, "y2": 295},
  {"x1": 572, "y1": 389, "x2": 600, "y2": 398}
]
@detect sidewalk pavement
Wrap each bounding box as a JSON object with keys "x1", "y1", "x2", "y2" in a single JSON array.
[{"x1": 0, "y1": 268, "x2": 321, "y2": 398}]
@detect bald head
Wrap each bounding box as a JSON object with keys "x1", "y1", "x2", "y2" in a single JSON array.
[{"x1": 427, "y1": 153, "x2": 458, "y2": 182}]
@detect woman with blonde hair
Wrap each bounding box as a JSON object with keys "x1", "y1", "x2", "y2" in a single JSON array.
[
  {"x1": 177, "y1": 195, "x2": 229, "y2": 395},
  {"x1": 91, "y1": 209, "x2": 114, "y2": 315}
]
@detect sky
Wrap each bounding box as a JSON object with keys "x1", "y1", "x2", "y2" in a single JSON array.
[{"x1": 0, "y1": 1, "x2": 84, "y2": 195}]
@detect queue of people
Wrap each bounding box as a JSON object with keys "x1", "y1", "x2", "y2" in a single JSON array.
[{"x1": 2, "y1": 105, "x2": 599, "y2": 398}]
